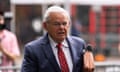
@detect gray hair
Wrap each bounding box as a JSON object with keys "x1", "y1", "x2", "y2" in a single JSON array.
[{"x1": 43, "y1": 5, "x2": 70, "y2": 22}]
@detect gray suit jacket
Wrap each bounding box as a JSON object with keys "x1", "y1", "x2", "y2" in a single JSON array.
[{"x1": 21, "y1": 34, "x2": 86, "y2": 72}]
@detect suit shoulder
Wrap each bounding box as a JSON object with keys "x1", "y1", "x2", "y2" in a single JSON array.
[
  {"x1": 70, "y1": 36, "x2": 85, "y2": 43},
  {"x1": 25, "y1": 36, "x2": 44, "y2": 47}
]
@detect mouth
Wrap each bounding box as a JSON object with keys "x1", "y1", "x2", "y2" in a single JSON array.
[{"x1": 58, "y1": 32, "x2": 65, "y2": 35}]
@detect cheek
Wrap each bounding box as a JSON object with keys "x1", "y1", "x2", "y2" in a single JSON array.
[
  {"x1": 65, "y1": 25, "x2": 70, "y2": 31},
  {"x1": 47, "y1": 27, "x2": 57, "y2": 34},
  {"x1": 0, "y1": 20, "x2": 4, "y2": 24}
]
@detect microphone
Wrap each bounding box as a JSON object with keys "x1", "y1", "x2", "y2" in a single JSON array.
[{"x1": 86, "y1": 44, "x2": 93, "y2": 52}]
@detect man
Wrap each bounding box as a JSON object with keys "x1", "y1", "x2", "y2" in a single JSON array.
[
  {"x1": 21, "y1": 5, "x2": 94, "y2": 72},
  {"x1": 0, "y1": 11, "x2": 20, "y2": 72}
]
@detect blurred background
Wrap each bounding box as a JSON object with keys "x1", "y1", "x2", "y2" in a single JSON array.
[{"x1": 1, "y1": 0, "x2": 120, "y2": 72}]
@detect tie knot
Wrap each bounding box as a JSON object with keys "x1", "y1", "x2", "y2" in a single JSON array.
[{"x1": 57, "y1": 43, "x2": 62, "y2": 49}]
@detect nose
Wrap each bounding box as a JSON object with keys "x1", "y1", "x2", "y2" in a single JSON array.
[{"x1": 59, "y1": 24, "x2": 64, "y2": 28}]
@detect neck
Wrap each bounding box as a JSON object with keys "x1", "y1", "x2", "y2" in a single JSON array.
[
  {"x1": 0, "y1": 30, "x2": 4, "y2": 33},
  {"x1": 48, "y1": 35, "x2": 64, "y2": 43}
]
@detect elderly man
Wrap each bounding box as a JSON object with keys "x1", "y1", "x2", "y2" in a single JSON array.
[{"x1": 21, "y1": 5, "x2": 94, "y2": 72}]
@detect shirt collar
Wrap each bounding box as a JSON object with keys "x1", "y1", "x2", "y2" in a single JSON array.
[{"x1": 48, "y1": 35, "x2": 68, "y2": 48}]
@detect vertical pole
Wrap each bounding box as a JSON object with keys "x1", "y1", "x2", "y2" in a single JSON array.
[
  {"x1": 10, "y1": 3, "x2": 16, "y2": 33},
  {"x1": 42, "y1": 4, "x2": 48, "y2": 35},
  {"x1": 100, "y1": 7, "x2": 106, "y2": 48},
  {"x1": 89, "y1": 7, "x2": 96, "y2": 47},
  {"x1": 64, "y1": 0, "x2": 71, "y2": 35}
]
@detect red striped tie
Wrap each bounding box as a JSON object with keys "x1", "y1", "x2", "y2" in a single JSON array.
[{"x1": 57, "y1": 43, "x2": 69, "y2": 72}]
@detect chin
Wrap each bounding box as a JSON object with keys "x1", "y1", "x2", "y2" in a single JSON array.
[{"x1": 58, "y1": 37, "x2": 65, "y2": 41}]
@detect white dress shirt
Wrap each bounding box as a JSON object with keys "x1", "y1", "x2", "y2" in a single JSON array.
[{"x1": 48, "y1": 36, "x2": 73, "y2": 72}]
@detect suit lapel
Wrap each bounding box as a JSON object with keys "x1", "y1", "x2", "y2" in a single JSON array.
[
  {"x1": 67, "y1": 37, "x2": 78, "y2": 72},
  {"x1": 42, "y1": 34, "x2": 60, "y2": 72},
  {"x1": 41, "y1": 34, "x2": 80, "y2": 72}
]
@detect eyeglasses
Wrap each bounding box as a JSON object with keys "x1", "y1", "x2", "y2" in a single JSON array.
[{"x1": 47, "y1": 21, "x2": 69, "y2": 27}]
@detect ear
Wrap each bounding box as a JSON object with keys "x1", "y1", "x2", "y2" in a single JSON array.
[
  {"x1": 68, "y1": 21, "x2": 71, "y2": 28},
  {"x1": 43, "y1": 22, "x2": 47, "y2": 30}
]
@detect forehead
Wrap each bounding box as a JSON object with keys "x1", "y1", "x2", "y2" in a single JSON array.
[{"x1": 48, "y1": 12, "x2": 69, "y2": 21}]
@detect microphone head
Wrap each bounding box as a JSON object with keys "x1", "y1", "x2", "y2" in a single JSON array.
[{"x1": 86, "y1": 44, "x2": 93, "y2": 52}]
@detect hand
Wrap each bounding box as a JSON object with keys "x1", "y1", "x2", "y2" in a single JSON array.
[
  {"x1": 83, "y1": 51, "x2": 95, "y2": 72},
  {"x1": 0, "y1": 44, "x2": 2, "y2": 51},
  {"x1": 0, "y1": 43, "x2": 4, "y2": 52}
]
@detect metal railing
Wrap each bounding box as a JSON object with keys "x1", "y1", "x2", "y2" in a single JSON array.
[
  {"x1": 0, "y1": 61, "x2": 120, "y2": 72},
  {"x1": 95, "y1": 61, "x2": 120, "y2": 72},
  {"x1": 0, "y1": 65, "x2": 21, "y2": 72}
]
